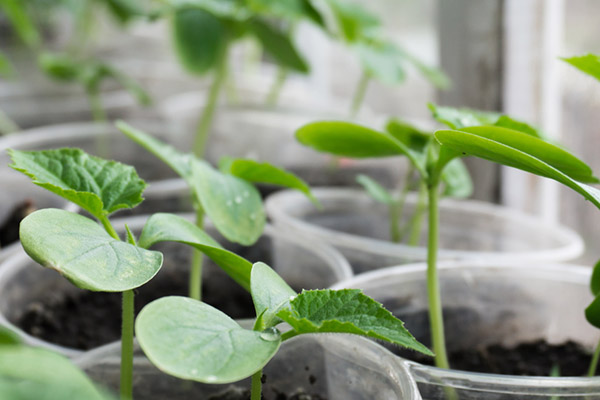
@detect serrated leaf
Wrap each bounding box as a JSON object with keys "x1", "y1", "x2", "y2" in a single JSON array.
[
  {"x1": 355, "y1": 41, "x2": 405, "y2": 85},
  {"x1": 356, "y1": 174, "x2": 394, "y2": 204},
  {"x1": 440, "y1": 158, "x2": 473, "y2": 198},
  {"x1": 251, "y1": 262, "x2": 296, "y2": 329},
  {"x1": 227, "y1": 159, "x2": 317, "y2": 204},
  {"x1": 138, "y1": 213, "x2": 252, "y2": 291},
  {"x1": 278, "y1": 289, "x2": 432, "y2": 355},
  {"x1": 192, "y1": 160, "x2": 265, "y2": 245},
  {"x1": 9, "y1": 148, "x2": 146, "y2": 219},
  {"x1": 434, "y1": 128, "x2": 600, "y2": 209},
  {"x1": 296, "y1": 121, "x2": 426, "y2": 175},
  {"x1": 136, "y1": 296, "x2": 280, "y2": 383},
  {"x1": 428, "y1": 103, "x2": 500, "y2": 130},
  {"x1": 172, "y1": 8, "x2": 227, "y2": 75},
  {"x1": 20, "y1": 209, "x2": 162, "y2": 292},
  {"x1": 563, "y1": 54, "x2": 600, "y2": 82},
  {"x1": 248, "y1": 19, "x2": 308, "y2": 73},
  {"x1": 591, "y1": 260, "x2": 600, "y2": 296}
]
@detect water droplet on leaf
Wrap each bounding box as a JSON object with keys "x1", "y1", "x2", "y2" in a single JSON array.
[
  {"x1": 260, "y1": 327, "x2": 280, "y2": 342},
  {"x1": 206, "y1": 375, "x2": 218, "y2": 382}
]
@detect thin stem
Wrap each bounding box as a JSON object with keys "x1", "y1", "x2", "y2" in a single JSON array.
[
  {"x1": 120, "y1": 289, "x2": 135, "y2": 400},
  {"x1": 194, "y1": 51, "x2": 228, "y2": 157},
  {"x1": 426, "y1": 182, "x2": 450, "y2": 370},
  {"x1": 408, "y1": 182, "x2": 428, "y2": 246},
  {"x1": 189, "y1": 206, "x2": 205, "y2": 300},
  {"x1": 391, "y1": 166, "x2": 415, "y2": 243},
  {"x1": 250, "y1": 369, "x2": 263, "y2": 400},
  {"x1": 350, "y1": 72, "x2": 369, "y2": 117},
  {"x1": 588, "y1": 338, "x2": 600, "y2": 376},
  {"x1": 99, "y1": 215, "x2": 119, "y2": 240},
  {"x1": 0, "y1": 108, "x2": 19, "y2": 135},
  {"x1": 265, "y1": 66, "x2": 288, "y2": 107}
]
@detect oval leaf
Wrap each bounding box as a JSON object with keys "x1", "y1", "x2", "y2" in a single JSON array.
[
  {"x1": 563, "y1": 54, "x2": 600, "y2": 83},
  {"x1": 251, "y1": 262, "x2": 296, "y2": 329},
  {"x1": 192, "y1": 160, "x2": 265, "y2": 245},
  {"x1": 20, "y1": 209, "x2": 162, "y2": 292},
  {"x1": 586, "y1": 295, "x2": 600, "y2": 330},
  {"x1": 138, "y1": 213, "x2": 252, "y2": 291},
  {"x1": 277, "y1": 289, "x2": 432, "y2": 356},
  {"x1": 136, "y1": 296, "x2": 280, "y2": 383},
  {"x1": 8, "y1": 148, "x2": 146, "y2": 219},
  {"x1": 248, "y1": 19, "x2": 308, "y2": 73}
]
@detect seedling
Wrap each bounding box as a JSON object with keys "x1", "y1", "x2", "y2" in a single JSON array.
[
  {"x1": 135, "y1": 261, "x2": 432, "y2": 400},
  {"x1": 117, "y1": 121, "x2": 316, "y2": 301}
]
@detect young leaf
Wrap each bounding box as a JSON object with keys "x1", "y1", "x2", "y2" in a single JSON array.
[
  {"x1": 591, "y1": 260, "x2": 600, "y2": 296},
  {"x1": 248, "y1": 19, "x2": 309, "y2": 73},
  {"x1": 251, "y1": 262, "x2": 296, "y2": 330},
  {"x1": 586, "y1": 296, "x2": 600, "y2": 329},
  {"x1": 356, "y1": 174, "x2": 394, "y2": 204},
  {"x1": 385, "y1": 118, "x2": 431, "y2": 153},
  {"x1": 136, "y1": 296, "x2": 281, "y2": 383},
  {"x1": 20, "y1": 209, "x2": 163, "y2": 292},
  {"x1": 440, "y1": 158, "x2": 473, "y2": 198},
  {"x1": 494, "y1": 115, "x2": 546, "y2": 140},
  {"x1": 278, "y1": 289, "x2": 432, "y2": 355},
  {"x1": 172, "y1": 8, "x2": 227, "y2": 75},
  {"x1": 563, "y1": 54, "x2": 600, "y2": 82},
  {"x1": 138, "y1": 213, "x2": 252, "y2": 291},
  {"x1": 226, "y1": 158, "x2": 317, "y2": 204},
  {"x1": 164, "y1": 0, "x2": 250, "y2": 20},
  {"x1": 428, "y1": 103, "x2": 499, "y2": 130},
  {"x1": 328, "y1": 0, "x2": 379, "y2": 42},
  {"x1": 0, "y1": 0, "x2": 40, "y2": 48},
  {"x1": 0, "y1": 327, "x2": 20, "y2": 346},
  {"x1": 9, "y1": 148, "x2": 146, "y2": 219},
  {"x1": 397, "y1": 47, "x2": 450, "y2": 90},
  {"x1": 355, "y1": 40, "x2": 405, "y2": 85},
  {"x1": 192, "y1": 160, "x2": 265, "y2": 246}
]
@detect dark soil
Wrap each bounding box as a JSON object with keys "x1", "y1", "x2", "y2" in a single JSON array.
[
  {"x1": 206, "y1": 373, "x2": 325, "y2": 400},
  {"x1": 0, "y1": 200, "x2": 36, "y2": 246}
]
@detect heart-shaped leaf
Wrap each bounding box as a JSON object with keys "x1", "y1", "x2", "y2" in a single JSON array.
[
  {"x1": 20, "y1": 209, "x2": 162, "y2": 292},
  {"x1": 136, "y1": 296, "x2": 281, "y2": 383},
  {"x1": 277, "y1": 289, "x2": 432, "y2": 355},
  {"x1": 248, "y1": 19, "x2": 308, "y2": 73},
  {"x1": 251, "y1": 262, "x2": 296, "y2": 329},
  {"x1": 138, "y1": 213, "x2": 252, "y2": 290},
  {"x1": 9, "y1": 148, "x2": 146, "y2": 219},
  {"x1": 356, "y1": 174, "x2": 394, "y2": 204},
  {"x1": 563, "y1": 54, "x2": 600, "y2": 82},
  {"x1": 192, "y1": 160, "x2": 265, "y2": 245}
]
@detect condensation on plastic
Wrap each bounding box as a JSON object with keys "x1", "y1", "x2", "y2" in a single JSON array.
[
  {"x1": 75, "y1": 334, "x2": 423, "y2": 400},
  {"x1": 0, "y1": 214, "x2": 352, "y2": 358},
  {"x1": 332, "y1": 261, "x2": 600, "y2": 399},
  {"x1": 266, "y1": 188, "x2": 584, "y2": 272}
]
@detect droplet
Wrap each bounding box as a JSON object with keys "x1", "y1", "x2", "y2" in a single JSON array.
[
  {"x1": 260, "y1": 327, "x2": 280, "y2": 342},
  {"x1": 205, "y1": 375, "x2": 218, "y2": 382},
  {"x1": 234, "y1": 196, "x2": 242, "y2": 204},
  {"x1": 190, "y1": 368, "x2": 198, "y2": 375}
]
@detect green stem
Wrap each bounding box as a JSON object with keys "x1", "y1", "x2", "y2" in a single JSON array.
[
  {"x1": 99, "y1": 215, "x2": 119, "y2": 240},
  {"x1": 194, "y1": 51, "x2": 228, "y2": 157},
  {"x1": 350, "y1": 72, "x2": 369, "y2": 117},
  {"x1": 588, "y1": 338, "x2": 600, "y2": 376},
  {"x1": 0, "y1": 108, "x2": 19, "y2": 135},
  {"x1": 408, "y1": 182, "x2": 427, "y2": 246},
  {"x1": 250, "y1": 369, "x2": 263, "y2": 400},
  {"x1": 265, "y1": 66, "x2": 288, "y2": 107},
  {"x1": 391, "y1": 166, "x2": 415, "y2": 243},
  {"x1": 189, "y1": 206, "x2": 205, "y2": 300},
  {"x1": 120, "y1": 289, "x2": 135, "y2": 400},
  {"x1": 426, "y1": 181, "x2": 450, "y2": 370}
]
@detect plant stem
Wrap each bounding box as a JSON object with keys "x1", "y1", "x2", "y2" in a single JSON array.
[
  {"x1": 99, "y1": 215, "x2": 119, "y2": 240},
  {"x1": 120, "y1": 289, "x2": 135, "y2": 400},
  {"x1": 391, "y1": 166, "x2": 415, "y2": 243},
  {"x1": 426, "y1": 181, "x2": 450, "y2": 370},
  {"x1": 189, "y1": 206, "x2": 205, "y2": 300},
  {"x1": 0, "y1": 108, "x2": 19, "y2": 135},
  {"x1": 408, "y1": 182, "x2": 427, "y2": 246},
  {"x1": 250, "y1": 369, "x2": 263, "y2": 400},
  {"x1": 588, "y1": 338, "x2": 600, "y2": 376},
  {"x1": 194, "y1": 51, "x2": 228, "y2": 157},
  {"x1": 265, "y1": 66, "x2": 288, "y2": 107},
  {"x1": 350, "y1": 72, "x2": 369, "y2": 117}
]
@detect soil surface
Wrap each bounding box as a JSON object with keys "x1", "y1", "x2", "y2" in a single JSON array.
[
  {"x1": 0, "y1": 200, "x2": 36, "y2": 246},
  {"x1": 206, "y1": 373, "x2": 325, "y2": 400}
]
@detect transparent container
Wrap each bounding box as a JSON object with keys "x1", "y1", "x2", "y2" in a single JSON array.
[
  {"x1": 331, "y1": 261, "x2": 600, "y2": 399},
  {"x1": 265, "y1": 188, "x2": 584, "y2": 273},
  {"x1": 0, "y1": 214, "x2": 352, "y2": 358},
  {"x1": 76, "y1": 334, "x2": 422, "y2": 400}
]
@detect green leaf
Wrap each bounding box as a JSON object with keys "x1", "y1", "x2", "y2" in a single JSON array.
[
  {"x1": 20, "y1": 209, "x2": 162, "y2": 292},
  {"x1": 591, "y1": 260, "x2": 600, "y2": 296},
  {"x1": 0, "y1": 0, "x2": 40, "y2": 48},
  {"x1": 0, "y1": 345, "x2": 111, "y2": 400},
  {"x1": 172, "y1": 8, "x2": 227, "y2": 75},
  {"x1": 396, "y1": 47, "x2": 450, "y2": 89},
  {"x1": 328, "y1": 0, "x2": 379, "y2": 42},
  {"x1": 278, "y1": 289, "x2": 432, "y2": 355},
  {"x1": 0, "y1": 327, "x2": 21, "y2": 346},
  {"x1": 251, "y1": 262, "x2": 296, "y2": 330},
  {"x1": 192, "y1": 160, "x2": 265, "y2": 246},
  {"x1": 434, "y1": 128, "x2": 600, "y2": 209},
  {"x1": 563, "y1": 54, "x2": 600, "y2": 83},
  {"x1": 226, "y1": 158, "x2": 317, "y2": 204},
  {"x1": 494, "y1": 115, "x2": 546, "y2": 140},
  {"x1": 8, "y1": 148, "x2": 146, "y2": 219},
  {"x1": 165, "y1": 0, "x2": 250, "y2": 20},
  {"x1": 247, "y1": 0, "x2": 304, "y2": 20},
  {"x1": 38, "y1": 53, "x2": 80, "y2": 81},
  {"x1": 355, "y1": 40, "x2": 405, "y2": 85},
  {"x1": 104, "y1": 0, "x2": 145, "y2": 23},
  {"x1": 136, "y1": 296, "x2": 281, "y2": 383},
  {"x1": 248, "y1": 19, "x2": 309, "y2": 73},
  {"x1": 440, "y1": 158, "x2": 473, "y2": 198},
  {"x1": 586, "y1": 295, "x2": 600, "y2": 329},
  {"x1": 138, "y1": 213, "x2": 252, "y2": 291},
  {"x1": 296, "y1": 121, "x2": 426, "y2": 175},
  {"x1": 356, "y1": 174, "x2": 394, "y2": 204},
  {"x1": 428, "y1": 103, "x2": 500, "y2": 130},
  {"x1": 385, "y1": 118, "x2": 431, "y2": 153}
]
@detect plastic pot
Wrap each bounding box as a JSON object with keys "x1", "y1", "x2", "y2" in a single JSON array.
[
  {"x1": 265, "y1": 188, "x2": 584, "y2": 273},
  {"x1": 331, "y1": 261, "x2": 600, "y2": 399},
  {"x1": 0, "y1": 214, "x2": 352, "y2": 358},
  {"x1": 75, "y1": 334, "x2": 422, "y2": 400}
]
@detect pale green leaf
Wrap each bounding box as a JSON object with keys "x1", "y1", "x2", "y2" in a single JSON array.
[
  {"x1": 249, "y1": 19, "x2": 308, "y2": 73},
  {"x1": 396, "y1": 47, "x2": 450, "y2": 89},
  {"x1": 563, "y1": 54, "x2": 600, "y2": 82},
  {"x1": 355, "y1": 41, "x2": 405, "y2": 85},
  {"x1": 428, "y1": 103, "x2": 499, "y2": 130},
  {"x1": 278, "y1": 289, "x2": 432, "y2": 355},
  {"x1": 251, "y1": 262, "x2": 296, "y2": 329},
  {"x1": 136, "y1": 296, "x2": 280, "y2": 383},
  {"x1": 20, "y1": 209, "x2": 162, "y2": 292},
  {"x1": 328, "y1": 0, "x2": 379, "y2": 42},
  {"x1": 356, "y1": 174, "x2": 394, "y2": 204},
  {"x1": 494, "y1": 115, "x2": 546, "y2": 140},
  {"x1": 8, "y1": 148, "x2": 146, "y2": 219},
  {"x1": 138, "y1": 213, "x2": 252, "y2": 291},
  {"x1": 192, "y1": 160, "x2": 265, "y2": 245},
  {"x1": 0, "y1": 0, "x2": 40, "y2": 48},
  {"x1": 440, "y1": 158, "x2": 473, "y2": 198}
]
